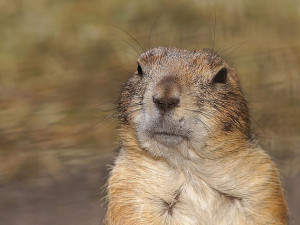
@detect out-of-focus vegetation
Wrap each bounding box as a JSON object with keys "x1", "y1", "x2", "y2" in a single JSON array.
[{"x1": 0, "y1": 0, "x2": 299, "y2": 224}]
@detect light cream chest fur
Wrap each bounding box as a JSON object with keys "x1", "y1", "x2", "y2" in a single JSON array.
[{"x1": 110, "y1": 150, "x2": 250, "y2": 225}]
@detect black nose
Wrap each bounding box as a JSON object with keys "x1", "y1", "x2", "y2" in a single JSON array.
[{"x1": 153, "y1": 96, "x2": 180, "y2": 113}]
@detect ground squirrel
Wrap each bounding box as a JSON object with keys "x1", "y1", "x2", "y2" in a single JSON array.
[{"x1": 105, "y1": 47, "x2": 288, "y2": 225}]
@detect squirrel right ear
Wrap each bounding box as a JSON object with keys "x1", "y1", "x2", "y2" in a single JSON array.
[
  {"x1": 137, "y1": 63, "x2": 143, "y2": 76},
  {"x1": 212, "y1": 68, "x2": 227, "y2": 84}
]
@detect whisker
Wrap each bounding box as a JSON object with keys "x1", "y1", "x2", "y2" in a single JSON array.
[
  {"x1": 93, "y1": 112, "x2": 118, "y2": 129},
  {"x1": 94, "y1": 99, "x2": 118, "y2": 108},
  {"x1": 111, "y1": 25, "x2": 145, "y2": 52},
  {"x1": 96, "y1": 107, "x2": 118, "y2": 112},
  {"x1": 93, "y1": 111, "x2": 118, "y2": 119},
  {"x1": 211, "y1": 13, "x2": 217, "y2": 52},
  {"x1": 218, "y1": 40, "x2": 248, "y2": 57},
  {"x1": 222, "y1": 42, "x2": 247, "y2": 59},
  {"x1": 112, "y1": 34, "x2": 141, "y2": 56},
  {"x1": 125, "y1": 51, "x2": 140, "y2": 58},
  {"x1": 148, "y1": 21, "x2": 156, "y2": 50}
]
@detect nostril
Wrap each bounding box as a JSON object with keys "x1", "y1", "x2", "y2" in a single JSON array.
[
  {"x1": 167, "y1": 98, "x2": 180, "y2": 107},
  {"x1": 152, "y1": 96, "x2": 160, "y2": 105},
  {"x1": 153, "y1": 96, "x2": 180, "y2": 112}
]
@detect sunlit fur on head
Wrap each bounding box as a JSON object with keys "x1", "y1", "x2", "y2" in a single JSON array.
[{"x1": 119, "y1": 47, "x2": 250, "y2": 161}]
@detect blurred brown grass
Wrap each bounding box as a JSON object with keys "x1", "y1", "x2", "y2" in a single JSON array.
[
  {"x1": 0, "y1": 0, "x2": 299, "y2": 185},
  {"x1": 0, "y1": 0, "x2": 300, "y2": 224}
]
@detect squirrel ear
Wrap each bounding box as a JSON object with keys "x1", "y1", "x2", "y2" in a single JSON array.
[
  {"x1": 212, "y1": 68, "x2": 227, "y2": 84},
  {"x1": 137, "y1": 63, "x2": 143, "y2": 76}
]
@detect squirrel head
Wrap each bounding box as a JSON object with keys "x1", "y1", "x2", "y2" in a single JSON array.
[{"x1": 119, "y1": 47, "x2": 250, "y2": 159}]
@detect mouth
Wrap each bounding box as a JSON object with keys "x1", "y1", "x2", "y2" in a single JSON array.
[{"x1": 152, "y1": 131, "x2": 188, "y2": 146}]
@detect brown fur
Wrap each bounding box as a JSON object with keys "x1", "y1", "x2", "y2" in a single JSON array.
[{"x1": 105, "y1": 47, "x2": 288, "y2": 225}]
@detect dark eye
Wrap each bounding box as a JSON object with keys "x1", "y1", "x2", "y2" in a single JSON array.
[
  {"x1": 212, "y1": 68, "x2": 227, "y2": 84},
  {"x1": 137, "y1": 63, "x2": 143, "y2": 76}
]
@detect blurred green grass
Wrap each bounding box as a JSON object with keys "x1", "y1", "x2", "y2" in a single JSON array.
[{"x1": 0, "y1": 0, "x2": 299, "y2": 181}]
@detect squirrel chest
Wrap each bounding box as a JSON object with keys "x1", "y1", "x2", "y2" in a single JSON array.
[{"x1": 107, "y1": 150, "x2": 248, "y2": 225}]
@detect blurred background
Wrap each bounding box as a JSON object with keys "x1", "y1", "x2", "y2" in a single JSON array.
[{"x1": 0, "y1": 0, "x2": 299, "y2": 224}]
